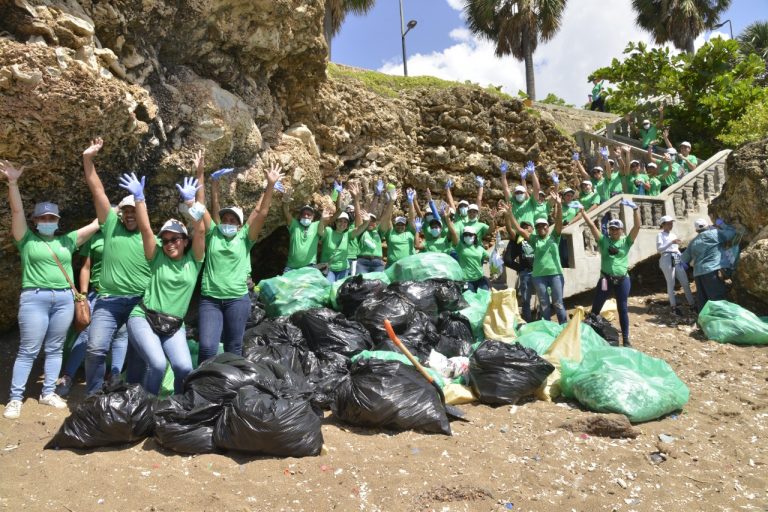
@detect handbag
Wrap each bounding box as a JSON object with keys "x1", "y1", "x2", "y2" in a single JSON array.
[
  {"x1": 139, "y1": 302, "x2": 183, "y2": 337},
  {"x1": 38, "y1": 237, "x2": 90, "y2": 332}
]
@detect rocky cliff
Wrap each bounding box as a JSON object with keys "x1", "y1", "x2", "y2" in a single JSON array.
[{"x1": 0, "y1": 0, "x2": 580, "y2": 331}]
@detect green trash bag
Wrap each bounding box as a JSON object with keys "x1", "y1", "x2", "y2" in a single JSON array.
[
  {"x1": 385, "y1": 253, "x2": 464, "y2": 283},
  {"x1": 159, "y1": 340, "x2": 222, "y2": 398},
  {"x1": 329, "y1": 271, "x2": 391, "y2": 311},
  {"x1": 351, "y1": 350, "x2": 445, "y2": 388},
  {"x1": 560, "y1": 346, "x2": 689, "y2": 423},
  {"x1": 516, "y1": 320, "x2": 609, "y2": 359},
  {"x1": 458, "y1": 289, "x2": 491, "y2": 341},
  {"x1": 258, "y1": 267, "x2": 331, "y2": 318},
  {"x1": 698, "y1": 300, "x2": 768, "y2": 345}
]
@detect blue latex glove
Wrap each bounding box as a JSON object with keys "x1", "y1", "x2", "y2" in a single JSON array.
[
  {"x1": 211, "y1": 167, "x2": 235, "y2": 181},
  {"x1": 568, "y1": 200, "x2": 583, "y2": 210},
  {"x1": 550, "y1": 172, "x2": 560, "y2": 185},
  {"x1": 375, "y1": 179, "x2": 384, "y2": 196},
  {"x1": 525, "y1": 161, "x2": 535, "y2": 174},
  {"x1": 500, "y1": 161, "x2": 508, "y2": 174},
  {"x1": 118, "y1": 172, "x2": 146, "y2": 201},
  {"x1": 600, "y1": 146, "x2": 609, "y2": 158},
  {"x1": 176, "y1": 176, "x2": 201, "y2": 202},
  {"x1": 715, "y1": 218, "x2": 725, "y2": 227},
  {"x1": 428, "y1": 199, "x2": 441, "y2": 222},
  {"x1": 414, "y1": 217, "x2": 423, "y2": 233},
  {"x1": 572, "y1": 152, "x2": 580, "y2": 161},
  {"x1": 620, "y1": 199, "x2": 638, "y2": 209},
  {"x1": 475, "y1": 175, "x2": 485, "y2": 188},
  {"x1": 333, "y1": 180, "x2": 343, "y2": 193},
  {"x1": 274, "y1": 178, "x2": 285, "y2": 192},
  {"x1": 406, "y1": 188, "x2": 416, "y2": 204},
  {"x1": 445, "y1": 178, "x2": 453, "y2": 190}
]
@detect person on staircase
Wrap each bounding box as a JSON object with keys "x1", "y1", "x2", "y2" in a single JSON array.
[
  {"x1": 662, "y1": 128, "x2": 698, "y2": 175},
  {"x1": 681, "y1": 218, "x2": 737, "y2": 309},
  {"x1": 626, "y1": 104, "x2": 664, "y2": 150},
  {"x1": 656, "y1": 215, "x2": 695, "y2": 316},
  {"x1": 578, "y1": 200, "x2": 642, "y2": 347},
  {"x1": 619, "y1": 145, "x2": 651, "y2": 196}
]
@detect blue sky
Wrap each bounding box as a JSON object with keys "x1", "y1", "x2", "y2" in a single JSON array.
[{"x1": 332, "y1": 0, "x2": 761, "y2": 105}]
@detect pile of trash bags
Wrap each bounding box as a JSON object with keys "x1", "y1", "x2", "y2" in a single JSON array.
[
  {"x1": 698, "y1": 300, "x2": 768, "y2": 345},
  {"x1": 48, "y1": 253, "x2": 695, "y2": 459}
]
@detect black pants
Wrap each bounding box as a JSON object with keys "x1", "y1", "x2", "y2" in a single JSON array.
[{"x1": 590, "y1": 96, "x2": 606, "y2": 112}]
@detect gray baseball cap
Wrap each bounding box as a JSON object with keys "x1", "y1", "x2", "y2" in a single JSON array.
[{"x1": 33, "y1": 202, "x2": 60, "y2": 218}]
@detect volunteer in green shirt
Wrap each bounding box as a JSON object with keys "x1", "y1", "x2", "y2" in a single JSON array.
[
  {"x1": 646, "y1": 162, "x2": 662, "y2": 196},
  {"x1": 574, "y1": 158, "x2": 609, "y2": 204},
  {"x1": 500, "y1": 160, "x2": 541, "y2": 229},
  {"x1": 662, "y1": 130, "x2": 699, "y2": 175},
  {"x1": 652, "y1": 150, "x2": 682, "y2": 190},
  {"x1": 628, "y1": 105, "x2": 663, "y2": 150},
  {"x1": 81, "y1": 138, "x2": 152, "y2": 397},
  {"x1": 356, "y1": 213, "x2": 385, "y2": 273},
  {"x1": 123, "y1": 173, "x2": 206, "y2": 396},
  {"x1": 579, "y1": 201, "x2": 641, "y2": 347},
  {"x1": 444, "y1": 217, "x2": 489, "y2": 292},
  {"x1": 421, "y1": 188, "x2": 452, "y2": 254},
  {"x1": 589, "y1": 77, "x2": 606, "y2": 112},
  {"x1": 195, "y1": 153, "x2": 282, "y2": 362},
  {"x1": 503, "y1": 191, "x2": 567, "y2": 324},
  {"x1": 2, "y1": 160, "x2": 99, "y2": 420},
  {"x1": 623, "y1": 160, "x2": 650, "y2": 195},
  {"x1": 578, "y1": 180, "x2": 601, "y2": 211},
  {"x1": 281, "y1": 190, "x2": 333, "y2": 272},
  {"x1": 320, "y1": 210, "x2": 371, "y2": 282}
]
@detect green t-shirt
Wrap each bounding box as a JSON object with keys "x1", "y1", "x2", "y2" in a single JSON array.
[
  {"x1": 649, "y1": 176, "x2": 662, "y2": 196},
  {"x1": 358, "y1": 228, "x2": 383, "y2": 258},
  {"x1": 510, "y1": 196, "x2": 536, "y2": 226},
  {"x1": 599, "y1": 235, "x2": 634, "y2": 276},
  {"x1": 624, "y1": 173, "x2": 649, "y2": 195},
  {"x1": 562, "y1": 205, "x2": 580, "y2": 225},
  {"x1": 201, "y1": 222, "x2": 256, "y2": 299},
  {"x1": 639, "y1": 125, "x2": 658, "y2": 149},
  {"x1": 461, "y1": 220, "x2": 489, "y2": 240},
  {"x1": 99, "y1": 209, "x2": 151, "y2": 297},
  {"x1": 131, "y1": 246, "x2": 203, "y2": 319},
  {"x1": 424, "y1": 229, "x2": 452, "y2": 254},
  {"x1": 456, "y1": 242, "x2": 489, "y2": 281},
  {"x1": 348, "y1": 235, "x2": 359, "y2": 259},
  {"x1": 606, "y1": 172, "x2": 623, "y2": 197},
  {"x1": 579, "y1": 191, "x2": 601, "y2": 211},
  {"x1": 15, "y1": 228, "x2": 78, "y2": 289},
  {"x1": 320, "y1": 227, "x2": 351, "y2": 271},
  {"x1": 678, "y1": 154, "x2": 697, "y2": 173},
  {"x1": 384, "y1": 229, "x2": 415, "y2": 265},
  {"x1": 530, "y1": 232, "x2": 563, "y2": 278},
  {"x1": 660, "y1": 161, "x2": 682, "y2": 188},
  {"x1": 286, "y1": 219, "x2": 320, "y2": 270},
  {"x1": 591, "y1": 178, "x2": 610, "y2": 203},
  {"x1": 533, "y1": 200, "x2": 551, "y2": 223},
  {"x1": 591, "y1": 81, "x2": 604, "y2": 100},
  {"x1": 79, "y1": 231, "x2": 105, "y2": 290}
]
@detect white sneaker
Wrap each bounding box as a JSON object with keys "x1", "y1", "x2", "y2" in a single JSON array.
[
  {"x1": 3, "y1": 400, "x2": 22, "y2": 419},
  {"x1": 39, "y1": 393, "x2": 67, "y2": 409}
]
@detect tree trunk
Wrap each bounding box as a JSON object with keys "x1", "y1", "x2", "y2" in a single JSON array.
[
  {"x1": 685, "y1": 36, "x2": 695, "y2": 55},
  {"x1": 524, "y1": 42, "x2": 536, "y2": 100},
  {"x1": 323, "y1": 7, "x2": 333, "y2": 60}
]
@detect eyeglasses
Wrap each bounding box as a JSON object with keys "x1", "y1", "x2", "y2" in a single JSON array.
[{"x1": 161, "y1": 236, "x2": 186, "y2": 246}]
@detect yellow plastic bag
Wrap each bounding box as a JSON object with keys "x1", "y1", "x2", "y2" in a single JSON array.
[
  {"x1": 444, "y1": 383, "x2": 476, "y2": 405},
  {"x1": 482, "y1": 288, "x2": 520, "y2": 343},
  {"x1": 600, "y1": 299, "x2": 617, "y2": 323},
  {"x1": 536, "y1": 307, "x2": 585, "y2": 401}
]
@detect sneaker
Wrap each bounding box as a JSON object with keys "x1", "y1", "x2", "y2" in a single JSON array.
[
  {"x1": 623, "y1": 339, "x2": 632, "y2": 348},
  {"x1": 39, "y1": 393, "x2": 67, "y2": 409},
  {"x1": 3, "y1": 400, "x2": 22, "y2": 419},
  {"x1": 55, "y1": 375, "x2": 73, "y2": 397}
]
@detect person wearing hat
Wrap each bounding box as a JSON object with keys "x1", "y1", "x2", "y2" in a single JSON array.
[
  {"x1": 281, "y1": 189, "x2": 333, "y2": 273},
  {"x1": 355, "y1": 210, "x2": 385, "y2": 273},
  {"x1": 578, "y1": 202, "x2": 642, "y2": 347},
  {"x1": 193, "y1": 153, "x2": 283, "y2": 362},
  {"x1": 619, "y1": 145, "x2": 650, "y2": 196},
  {"x1": 422, "y1": 188, "x2": 453, "y2": 254},
  {"x1": 462, "y1": 203, "x2": 489, "y2": 240},
  {"x1": 1, "y1": 160, "x2": 100, "y2": 419},
  {"x1": 656, "y1": 215, "x2": 695, "y2": 315},
  {"x1": 588, "y1": 77, "x2": 606, "y2": 112},
  {"x1": 500, "y1": 163, "x2": 542, "y2": 229},
  {"x1": 118, "y1": 172, "x2": 206, "y2": 395},
  {"x1": 502, "y1": 191, "x2": 567, "y2": 324},
  {"x1": 501, "y1": 214, "x2": 536, "y2": 321},
  {"x1": 681, "y1": 217, "x2": 737, "y2": 309},
  {"x1": 662, "y1": 129, "x2": 698, "y2": 174},
  {"x1": 573, "y1": 158, "x2": 609, "y2": 204},
  {"x1": 647, "y1": 146, "x2": 682, "y2": 191},
  {"x1": 320, "y1": 182, "x2": 371, "y2": 282},
  {"x1": 600, "y1": 147, "x2": 625, "y2": 198},
  {"x1": 81, "y1": 138, "x2": 153, "y2": 397},
  {"x1": 378, "y1": 188, "x2": 416, "y2": 268},
  {"x1": 646, "y1": 162, "x2": 663, "y2": 196},
  {"x1": 444, "y1": 217, "x2": 490, "y2": 292},
  {"x1": 578, "y1": 180, "x2": 601, "y2": 212},
  {"x1": 626, "y1": 104, "x2": 663, "y2": 150}
]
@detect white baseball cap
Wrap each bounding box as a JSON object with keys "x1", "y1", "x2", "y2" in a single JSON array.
[
  {"x1": 468, "y1": 203, "x2": 480, "y2": 212},
  {"x1": 561, "y1": 187, "x2": 575, "y2": 195},
  {"x1": 337, "y1": 212, "x2": 350, "y2": 221},
  {"x1": 607, "y1": 219, "x2": 624, "y2": 229},
  {"x1": 514, "y1": 185, "x2": 527, "y2": 193},
  {"x1": 118, "y1": 195, "x2": 136, "y2": 209},
  {"x1": 647, "y1": 162, "x2": 658, "y2": 169},
  {"x1": 218, "y1": 206, "x2": 244, "y2": 224},
  {"x1": 457, "y1": 200, "x2": 469, "y2": 207},
  {"x1": 694, "y1": 218, "x2": 708, "y2": 230},
  {"x1": 667, "y1": 148, "x2": 678, "y2": 155},
  {"x1": 680, "y1": 141, "x2": 692, "y2": 148},
  {"x1": 394, "y1": 216, "x2": 407, "y2": 225},
  {"x1": 592, "y1": 166, "x2": 604, "y2": 173},
  {"x1": 581, "y1": 180, "x2": 593, "y2": 187},
  {"x1": 642, "y1": 119, "x2": 651, "y2": 125},
  {"x1": 159, "y1": 218, "x2": 188, "y2": 236},
  {"x1": 462, "y1": 226, "x2": 477, "y2": 235},
  {"x1": 659, "y1": 215, "x2": 674, "y2": 225},
  {"x1": 534, "y1": 218, "x2": 549, "y2": 226}
]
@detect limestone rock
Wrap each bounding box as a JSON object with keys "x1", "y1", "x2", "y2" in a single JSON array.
[{"x1": 560, "y1": 413, "x2": 641, "y2": 439}]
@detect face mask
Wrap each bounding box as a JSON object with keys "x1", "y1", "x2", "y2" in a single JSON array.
[
  {"x1": 37, "y1": 222, "x2": 58, "y2": 236},
  {"x1": 459, "y1": 207, "x2": 468, "y2": 216},
  {"x1": 466, "y1": 217, "x2": 477, "y2": 224},
  {"x1": 299, "y1": 218, "x2": 311, "y2": 227},
  {"x1": 218, "y1": 223, "x2": 238, "y2": 237},
  {"x1": 463, "y1": 236, "x2": 475, "y2": 245},
  {"x1": 515, "y1": 193, "x2": 526, "y2": 203},
  {"x1": 429, "y1": 227, "x2": 441, "y2": 237}
]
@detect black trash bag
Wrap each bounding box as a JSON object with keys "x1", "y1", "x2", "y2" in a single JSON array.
[
  {"x1": 388, "y1": 281, "x2": 439, "y2": 322},
  {"x1": 307, "y1": 351, "x2": 351, "y2": 410},
  {"x1": 332, "y1": 358, "x2": 451, "y2": 435},
  {"x1": 45, "y1": 384, "x2": 154, "y2": 449},
  {"x1": 184, "y1": 353, "x2": 273, "y2": 405},
  {"x1": 245, "y1": 299, "x2": 267, "y2": 329},
  {"x1": 214, "y1": 361, "x2": 323, "y2": 457},
  {"x1": 583, "y1": 312, "x2": 620, "y2": 346},
  {"x1": 355, "y1": 289, "x2": 416, "y2": 344},
  {"x1": 291, "y1": 308, "x2": 373, "y2": 357},
  {"x1": 437, "y1": 312, "x2": 474, "y2": 344},
  {"x1": 435, "y1": 335, "x2": 473, "y2": 358},
  {"x1": 337, "y1": 275, "x2": 388, "y2": 317},
  {"x1": 242, "y1": 320, "x2": 314, "y2": 376},
  {"x1": 153, "y1": 389, "x2": 222, "y2": 454},
  {"x1": 398, "y1": 311, "x2": 441, "y2": 361},
  {"x1": 245, "y1": 342, "x2": 315, "y2": 377},
  {"x1": 243, "y1": 318, "x2": 305, "y2": 349},
  {"x1": 469, "y1": 340, "x2": 555, "y2": 405},
  {"x1": 432, "y1": 279, "x2": 468, "y2": 312}
]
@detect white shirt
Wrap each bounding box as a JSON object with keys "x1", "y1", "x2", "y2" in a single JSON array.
[{"x1": 656, "y1": 230, "x2": 681, "y2": 254}]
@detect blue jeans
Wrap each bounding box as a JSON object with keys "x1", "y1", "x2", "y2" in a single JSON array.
[
  {"x1": 356, "y1": 257, "x2": 385, "y2": 274},
  {"x1": 694, "y1": 270, "x2": 727, "y2": 311},
  {"x1": 10, "y1": 289, "x2": 74, "y2": 401},
  {"x1": 85, "y1": 295, "x2": 141, "y2": 395},
  {"x1": 326, "y1": 268, "x2": 350, "y2": 283},
  {"x1": 591, "y1": 275, "x2": 631, "y2": 343},
  {"x1": 517, "y1": 269, "x2": 533, "y2": 322},
  {"x1": 198, "y1": 294, "x2": 251, "y2": 362},
  {"x1": 126, "y1": 317, "x2": 192, "y2": 395},
  {"x1": 466, "y1": 277, "x2": 489, "y2": 293},
  {"x1": 62, "y1": 292, "x2": 128, "y2": 378},
  {"x1": 532, "y1": 274, "x2": 567, "y2": 324}
]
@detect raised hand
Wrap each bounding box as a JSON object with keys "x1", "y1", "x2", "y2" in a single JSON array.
[
  {"x1": 620, "y1": 199, "x2": 638, "y2": 209},
  {"x1": 321, "y1": 207, "x2": 333, "y2": 221},
  {"x1": 475, "y1": 175, "x2": 485, "y2": 188},
  {"x1": 406, "y1": 187, "x2": 416, "y2": 204},
  {"x1": 0, "y1": 160, "x2": 24, "y2": 183},
  {"x1": 193, "y1": 149, "x2": 205, "y2": 173},
  {"x1": 176, "y1": 176, "x2": 201, "y2": 202},
  {"x1": 265, "y1": 162, "x2": 283, "y2": 186},
  {"x1": 715, "y1": 218, "x2": 725, "y2": 227},
  {"x1": 414, "y1": 217, "x2": 423, "y2": 233},
  {"x1": 500, "y1": 161, "x2": 509, "y2": 174},
  {"x1": 568, "y1": 200, "x2": 583, "y2": 210},
  {"x1": 375, "y1": 178, "x2": 384, "y2": 196},
  {"x1": 600, "y1": 146, "x2": 609, "y2": 158},
  {"x1": 424, "y1": 188, "x2": 433, "y2": 202},
  {"x1": 525, "y1": 161, "x2": 535, "y2": 175},
  {"x1": 550, "y1": 171, "x2": 560, "y2": 185},
  {"x1": 118, "y1": 172, "x2": 146, "y2": 201},
  {"x1": 83, "y1": 138, "x2": 104, "y2": 159},
  {"x1": 333, "y1": 180, "x2": 343, "y2": 194},
  {"x1": 274, "y1": 179, "x2": 285, "y2": 193},
  {"x1": 550, "y1": 189, "x2": 562, "y2": 204},
  {"x1": 211, "y1": 167, "x2": 235, "y2": 181},
  {"x1": 347, "y1": 181, "x2": 360, "y2": 198},
  {"x1": 445, "y1": 178, "x2": 453, "y2": 190}
]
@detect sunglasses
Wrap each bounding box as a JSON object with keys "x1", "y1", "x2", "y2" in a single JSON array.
[{"x1": 161, "y1": 236, "x2": 186, "y2": 246}]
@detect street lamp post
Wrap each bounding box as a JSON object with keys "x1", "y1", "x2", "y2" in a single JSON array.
[
  {"x1": 713, "y1": 19, "x2": 733, "y2": 39},
  {"x1": 399, "y1": 0, "x2": 417, "y2": 76}
]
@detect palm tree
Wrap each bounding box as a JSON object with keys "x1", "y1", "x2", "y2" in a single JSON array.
[
  {"x1": 631, "y1": 0, "x2": 732, "y2": 54},
  {"x1": 464, "y1": 0, "x2": 567, "y2": 101},
  {"x1": 324, "y1": 0, "x2": 376, "y2": 59},
  {"x1": 738, "y1": 21, "x2": 768, "y2": 61}
]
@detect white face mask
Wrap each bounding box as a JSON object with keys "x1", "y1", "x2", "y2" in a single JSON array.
[
  {"x1": 299, "y1": 218, "x2": 312, "y2": 227},
  {"x1": 463, "y1": 236, "x2": 475, "y2": 245},
  {"x1": 429, "y1": 227, "x2": 441, "y2": 237},
  {"x1": 37, "y1": 222, "x2": 58, "y2": 236},
  {"x1": 466, "y1": 217, "x2": 477, "y2": 224},
  {"x1": 218, "y1": 223, "x2": 238, "y2": 237},
  {"x1": 458, "y1": 207, "x2": 468, "y2": 216},
  {"x1": 514, "y1": 193, "x2": 526, "y2": 203}
]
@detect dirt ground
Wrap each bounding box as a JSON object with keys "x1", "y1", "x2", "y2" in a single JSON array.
[{"x1": 1, "y1": 291, "x2": 767, "y2": 512}]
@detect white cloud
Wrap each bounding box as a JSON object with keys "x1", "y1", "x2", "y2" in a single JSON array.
[{"x1": 380, "y1": 0, "x2": 732, "y2": 106}]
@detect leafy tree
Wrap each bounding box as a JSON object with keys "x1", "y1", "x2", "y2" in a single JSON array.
[
  {"x1": 540, "y1": 92, "x2": 574, "y2": 107},
  {"x1": 718, "y1": 101, "x2": 768, "y2": 147},
  {"x1": 738, "y1": 20, "x2": 768, "y2": 61},
  {"x1": 631, "y1": 0, "x2": 731, "y2": 54},
  {"x1": 324, "y1": 0, "x2": 376, "y2": 58},
  {"x1": 463, "y1": 0, "x2": 567, "y2": 100}
]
